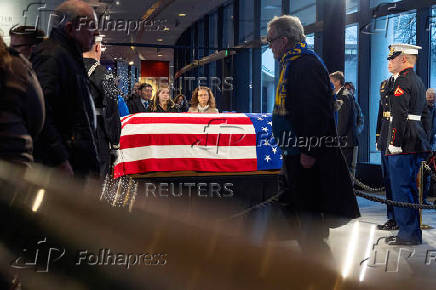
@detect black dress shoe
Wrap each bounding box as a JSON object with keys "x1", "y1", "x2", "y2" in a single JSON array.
[
  {"x1": 385, "y1": 236, "x2": 396, "y2": 243},
  {"x1": 377, "y1": 219, "x2": 399, "y2": 230},
  {"x1": 388, "y1": 237, "x2": 420, "y2": 246}
]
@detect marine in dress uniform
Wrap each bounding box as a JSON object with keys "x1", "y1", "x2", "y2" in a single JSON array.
[
  {"x1": 376, "y1": 76, "x2": 398, "y2": 230},
  {"x1": 83, "y1": 35, "x2": 121, "y2": 177},
  {"x1": 384, "y1": 44, "x2": 431, "y2": 246}
]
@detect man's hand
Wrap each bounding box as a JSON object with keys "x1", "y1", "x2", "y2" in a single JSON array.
[
  {"x1": 300, "y1": 153, "x2": 316, "y2": 168},
  {"x1": 57, "y1": 160, "x2": 74, "y2": 176}
]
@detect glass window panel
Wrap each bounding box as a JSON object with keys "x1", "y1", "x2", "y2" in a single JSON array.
[
  {"x1": 345, "y1": 24, "x2": 358, "y2": 95},
  {"x1": 369, "y1": 11, "x2": 416, "y2": 163},
  {"x1": 260, "y1": 0, "x2": 281, "y2": 36},
  {"x1": 289, "y1": 0, "x2": 316, "y2": 26},
  {"x1": 346, "y1": 0, "x2": 359, "y2": 14},
  {"x1": 370, "y1": 0, "x2": 402, "y2": 8},
  {"x1": 209, "y1": 12, "x2": 218, "y2": 54},
  {"x1": 261, "y1": 0, "x2": 282, "y2": 113},
  {"x1": 261, "y1": 47, "x2": 275, "y2": 113},
  {"x1": 306, "y1": 33, "x2": 314, "y2": 50},
  {"x1": 239, "y1": 0, "x2": 255, "y2": 43},
  {"x1": 431, "y1": 6, "x2": 436, "y2": 89},
  {"x1": 223, "y1": 5, "x2": 234, "y2": 48}
]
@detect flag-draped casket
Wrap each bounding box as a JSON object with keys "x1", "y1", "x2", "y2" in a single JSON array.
[{"x1": 114, "y1": 113, "x2": 282, "y2": 178}]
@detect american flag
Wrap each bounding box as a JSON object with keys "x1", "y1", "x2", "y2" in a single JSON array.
[{"x1": 114, "y1": 113, "x2": 282, "y2": 178}]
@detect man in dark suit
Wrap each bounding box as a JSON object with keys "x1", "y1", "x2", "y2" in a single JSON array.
[
  {"x1": 330, "y1": 71, "x2": 359, "y2": 174},
  {"x1": 127, "y1": 83, "x2": 153, "y2": 113},
  {"x1": 32, "y1": 0, "x2": 100, "y2": 177},
  {"x1": 268, "y1": 15, "x2": 360, "y2": 251}
]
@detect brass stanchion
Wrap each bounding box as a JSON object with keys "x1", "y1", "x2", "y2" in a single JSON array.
[{"x1": 419, "y1": 161, "x2": 432, "y2": 230}]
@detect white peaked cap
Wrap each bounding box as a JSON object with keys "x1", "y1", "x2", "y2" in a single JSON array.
[{"x1": 388, "y1": 43, "x2": 422, "y2": 58}]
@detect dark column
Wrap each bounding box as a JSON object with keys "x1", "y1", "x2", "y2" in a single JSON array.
[
  {"x1": 234, "y1": 49, "x2": 252, "y2": 112},
  {"x1": 357, "y1": 0, "x2": 371, "y2": 162},
  {"x1": 416, "y1": 7, "x2": 431, "y2": 88},
  {"x1": 314, "y1": 0, "x2": 323, "y2": 56},
  {"x1": 252, "y1": 0, "x2": 261, "y2": 113},
  {"x1": 204, "y1": 15, "x2": 210, "y2": 78},
  {"x1": 282, "y1": 0, "x2": 290, "y2": 15},
  {"x1": 216, "y1": 7, "x2": 224, "y2": 108},
  {"x1": 233, "y1": 0, "x2": 240, "y2": 45},
  {"x1": 320, "y1": 0, "x2": 346, "y2": 73}
]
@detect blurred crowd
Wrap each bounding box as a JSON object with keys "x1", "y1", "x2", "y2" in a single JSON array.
[{"x1": 0, "y1": 0, "x2": 219, "y2": 178}]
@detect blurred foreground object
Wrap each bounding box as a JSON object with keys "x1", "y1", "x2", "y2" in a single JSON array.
[{"x1": 0, "y1": 161, "x2": 433, "y2": 289}]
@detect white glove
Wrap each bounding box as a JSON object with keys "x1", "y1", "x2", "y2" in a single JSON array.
[{"x1": 388, "y1": 144, "x2": 402, "y2": 154}]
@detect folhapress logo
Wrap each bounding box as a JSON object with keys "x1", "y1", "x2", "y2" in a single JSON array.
[{"x1": 10, "y1": 237, "x2": 65, "y2": 273}]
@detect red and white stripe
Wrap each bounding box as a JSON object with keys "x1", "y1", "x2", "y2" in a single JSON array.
[{"x1": 114, "y1": 113, "x2": 257, "y2": 178}]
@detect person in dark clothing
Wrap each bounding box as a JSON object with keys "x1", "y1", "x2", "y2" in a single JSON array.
[
  {"x1": 128, "y1": 83, "x2": 153, "y2": 113},
  {"x1": 267, "y1": 15, "x2": 360, "y2": 256},
  {"x1": 376, "y1": 75, "x2": 399, "y2": 230},
  {"x1": 147, "y1": 88, "x2": 179, "y2": 112},
  {"x1": 31, "y1": 0, "x2": 99, "y2": 177},
  {"x1": 384, "y1": 44, "x2": 430, "y2": 246},
  {"x1": 9, "y1": 25, "x2": 45, "y2": 60},
  {"x1": 330, "y1": 71, "x2": 359, "y2": 174},
  {"x1": 423, "y1": 88, "x2": 436, "y2": 204},
  {"x1": 174, "y1": 94, "x2": 189, "y2": 112},
  {"x1": 83, "y1": 35, "x2": 121, "y2": 177},
  {"x1": 0, "y1": 38, "x2": 45, "y2": 166}
]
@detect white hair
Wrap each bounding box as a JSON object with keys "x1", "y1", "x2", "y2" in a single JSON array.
[
  {"x1": 267, "y1": 15, "x2": 306, "y2": 46},
  {"x1": 427, "y1": 88, "x2": 436, "y2": 97}
]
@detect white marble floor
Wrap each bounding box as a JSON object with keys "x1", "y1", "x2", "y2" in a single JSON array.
[{"x1": 325, "y1": 197, "x2": 436, "y2": 289}]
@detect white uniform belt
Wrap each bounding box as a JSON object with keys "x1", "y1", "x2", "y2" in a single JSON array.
[
  {"x1": 407, "y1": 114, "x2": 421, "y2": 121},
  {"x1": 389, "y1": 115, "x2": 421, "y2": 121}
]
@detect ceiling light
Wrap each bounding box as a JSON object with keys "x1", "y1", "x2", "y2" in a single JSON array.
[
  {"x1": 163, "y1": 27, "x2": 170, "y2": 31},
  {"x1": 178, "y1": 13, "x2": 186, "y2": 17},
  {"x1": 129, "y1": 61, "x2": 134, "y2": 65},
  {"x1": 115, "y1": 1, "x2": 120, "y2": 5},
  {"x1": 157, "y1": 53, "x2": 163, "y2": 57},
  {"x1": 157, "y1": 38, "x2": 163, "y2": 42}
]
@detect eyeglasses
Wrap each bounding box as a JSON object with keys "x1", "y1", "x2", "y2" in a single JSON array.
[{"x1": 266, "y1": 35, "x2": 283, "y2": 46}]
